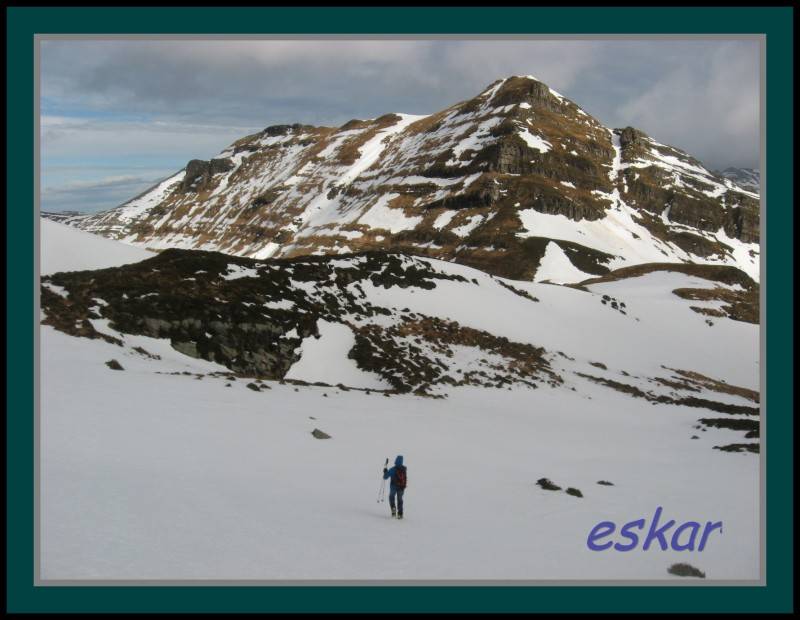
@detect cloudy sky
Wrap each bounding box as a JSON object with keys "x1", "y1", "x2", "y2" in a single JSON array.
[{"x1": 40, "y1": 38, "x2": 760, "y2": 213}]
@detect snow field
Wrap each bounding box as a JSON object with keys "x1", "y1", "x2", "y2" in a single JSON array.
[
  {"x1": 38, "y1": 207, "x2": 759, "y2": 581},
  {"x1": 40, "y1": 220, "x2": 155, "y2": 275},
  {"x1": 40, "y1": 325, "x2": 758, "y2": 580}
]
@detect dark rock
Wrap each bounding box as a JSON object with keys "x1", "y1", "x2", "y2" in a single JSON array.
[
  {"x1": 263, "y1": 124, "x2": 292, "y2": 136},
  {"x1": 596, "y1": 480, "x2": 614, "y2": 486},
  {"x1": 210, "y1": 158, "x2": 234, "y2": 174},
  {"x1": 619, "y1": 126, "x2": 647, "y2": 149},
  {"x1": 181, "y1": 159, "x2": 210, "y2": 191},
  {"x1": 713, "y1": 443, "x2": 759, "y2": 453},
  {"x1": 491, "y1": 76, "x2": 560, "y2": 111},
  {"x1": 667, "y1": 563, "x2": 706, "y2": 579},
  {"x1": 105, "y1": 359, "x2": 124, "y2": 371},
  {"x1": 565, "y1": 487, "x2": 583, "y2": 498},
  {"x1": 700, "y1": 417, "x2": 758, "y2": 438},
  {"x1": 311, "y1": 428, "x2": 331, "y2": 439},
  {"x1": 181, "y1": 158, "x2": 234, "y2": 192},
  {"x1": 536, "y1": 478, "x2": 561, "y2": 491},
  {"x1": 250, "y1": 189, "x2": 282, "y2": 209},
  {"x1": 723, "y1": 204, "x2": 760, "y2": 244}
]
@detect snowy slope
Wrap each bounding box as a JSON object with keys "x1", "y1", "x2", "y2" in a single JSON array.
[
  {"x1": 285, "y1": 320, "x2": 389, "y2": 389},
  {"x1": 41, "y1": 325, "x2": 759, "y2": 581},
  {"x1": 40, "y1": 219, "x2": 154, "y2": 275},
  {"x1": 40, "y1": 238, "x2": 760, "y2": 581}
]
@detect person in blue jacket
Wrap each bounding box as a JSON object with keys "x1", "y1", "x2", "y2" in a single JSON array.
[{"x1": 383, "y1": 455, "x2": 408, "y2": 519}]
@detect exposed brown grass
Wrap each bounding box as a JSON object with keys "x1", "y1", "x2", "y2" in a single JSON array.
[{"x1": 665, "y1": 367, "x2": 759, "y2": 403}]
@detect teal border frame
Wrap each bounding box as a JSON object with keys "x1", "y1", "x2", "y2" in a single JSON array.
[{"x1": 7, "y1": 6, "x2": 793, "y2": 613}]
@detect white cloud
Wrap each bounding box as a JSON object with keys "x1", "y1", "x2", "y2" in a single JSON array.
[
  {"x1": 44, "y1": 175, "x2": 148, "y2": 194},
  {"x1": 41, "y1": 115, "x2": 260, "y2": 160},
  {"x1": 436, "y1": 40, "x2": 602, "y2": 94},
  {"x1": 618, "y1": 41, "x2": 759, "y2": 168},
  {"x1": 40, "y1": 174, "x2": 165, "y2": 213},
  {"x1": 39, "y1": 39, "x2": 760, "y2": 212}
]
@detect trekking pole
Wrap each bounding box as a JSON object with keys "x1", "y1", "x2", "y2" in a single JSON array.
[{"x1": 377, "y1": 457, "x2": 388, "y2": 503}]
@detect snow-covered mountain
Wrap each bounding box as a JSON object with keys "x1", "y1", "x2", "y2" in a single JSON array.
[
  {"x1": 40, "y1": 222, "x2": 759, "y2": 580},
  {"x1": 46, "y1": 75, "x2": 760, "y2": 282},
  {"x1": 717, "y1": 167, "x2": 760, "y2": 194}
]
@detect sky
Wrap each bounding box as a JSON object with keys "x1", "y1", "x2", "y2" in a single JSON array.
[{"x1": 40, "y1": 38, "x2": 760, "y2": 213}]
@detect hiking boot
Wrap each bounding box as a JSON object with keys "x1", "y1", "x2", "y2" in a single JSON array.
[
  {"x1": 391, "y1": 510, "x2": 396, "y2": 518},
  {"x1": 397, "y1": 513, "x2": 403, "y2": 520}
]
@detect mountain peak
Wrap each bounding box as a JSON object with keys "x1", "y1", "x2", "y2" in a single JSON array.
[
  {"x1": 56, "y1": 75, "x2": 760, "y2": 283},
  {"x1": 475, "y1": 75, "x2": 564, "y2": 112}
]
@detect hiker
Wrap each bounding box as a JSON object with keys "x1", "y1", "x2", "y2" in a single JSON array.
[{"x1": 383, "y1": 455, "x2": 408, "y2": 519}]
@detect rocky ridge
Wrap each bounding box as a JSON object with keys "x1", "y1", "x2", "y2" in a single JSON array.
[{"x1": 48, "y1": 75, "x2": 760, "y2": 283}]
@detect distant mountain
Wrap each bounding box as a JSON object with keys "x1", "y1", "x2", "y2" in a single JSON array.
[
  {"x1": 44, "y1": 75, "x2": 760, "y2": 282},
  {"x1": 716, "y1": 167, "x2": 760, "y2": 193},
  {"x1": 41, "y1": 210, "x2": 85, "y2": 224}
]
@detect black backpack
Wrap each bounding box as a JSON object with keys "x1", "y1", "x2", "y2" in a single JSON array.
[{"x1": 393, "y1": 465, "x2": 407, "y2": 489}]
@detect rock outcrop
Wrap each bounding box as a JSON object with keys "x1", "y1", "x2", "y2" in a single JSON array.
[
  {"x1": 40, "y1": 249, "x2": 563, "y2": 391},
  {"x1": 181, "y1": 158, "x2": 235, "y2": 192}
]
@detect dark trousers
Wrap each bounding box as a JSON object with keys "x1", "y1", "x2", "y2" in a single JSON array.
[{"x1": 389, "y1": 487, "x2": 404, "y2": 515}]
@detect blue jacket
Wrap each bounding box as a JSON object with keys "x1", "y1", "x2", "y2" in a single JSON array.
[{"x1": 383, "y1": 455, "x2": 406, "y2": 489}]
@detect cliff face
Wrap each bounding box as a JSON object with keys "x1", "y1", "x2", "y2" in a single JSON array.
[{"x1": 52, "y1": 75, "x2": 760, "y2": 282}]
